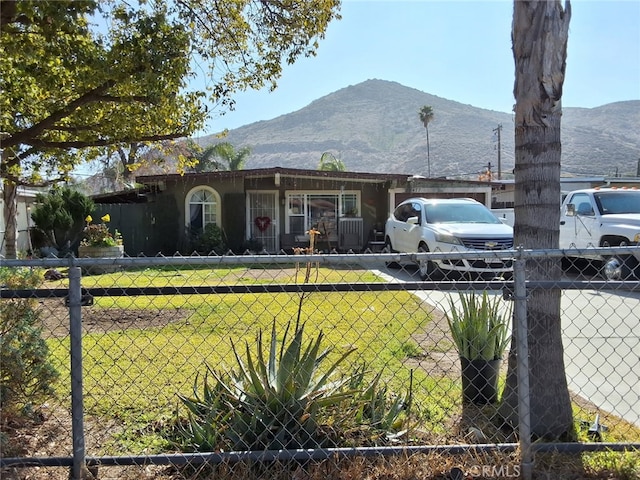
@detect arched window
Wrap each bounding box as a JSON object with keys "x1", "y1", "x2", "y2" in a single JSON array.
[{"x1": 185, "y1": 186, "x2": 221, "y2": 233}]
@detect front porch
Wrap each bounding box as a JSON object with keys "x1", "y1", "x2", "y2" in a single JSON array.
[{"x1": 278, "y1": 217, "x2": 364, "y2": 253}]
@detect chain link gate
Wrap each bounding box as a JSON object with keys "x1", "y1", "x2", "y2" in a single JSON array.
[{"x1": 1, "y1": 248, "x2": 639, "y2": 480}]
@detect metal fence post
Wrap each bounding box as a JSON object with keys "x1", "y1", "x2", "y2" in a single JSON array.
[
  {"x1": 68, "y1": 266, "x2": 87, "y2": 480},
  {"x1": 514, "y1": 248, "x2": 533, "y2": 480}
]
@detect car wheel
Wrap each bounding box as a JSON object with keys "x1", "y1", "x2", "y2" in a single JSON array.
[
  {"x1": 601, "y1": 254, "x2": 638, "y2": 280},
  {"x1": 417, "y1": 244, "x2": 440, "y2": 280},
  {"x1": 384, "y1": 238, "x2": 400, "y2": 269},
  {"x1": 600, "y1": 239, "x2": 639, "y2": 280}
]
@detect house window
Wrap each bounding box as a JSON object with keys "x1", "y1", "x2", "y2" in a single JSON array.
[
  {"x1": 186, "y1": 186, "x2": 221, "y2": 233},
  {"x1": 286, "y1": 191, "x2": 359, "y2": 235}
]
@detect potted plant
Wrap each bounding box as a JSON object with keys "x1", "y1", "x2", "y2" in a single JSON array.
[
  {"x1": 445, "y1": 291, "x2": 511, "y2": 404},
  {"x1": 77, "y1": 214, "x2": 124, "y2": 273}
]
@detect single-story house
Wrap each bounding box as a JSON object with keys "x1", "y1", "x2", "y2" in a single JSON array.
[{"x1": 91, "y1": 167, "x2": 494, "y2": 256}]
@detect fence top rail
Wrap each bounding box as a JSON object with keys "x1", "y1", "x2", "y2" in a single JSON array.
[
  {"x1": 1, "y1": 246, "x2": 638, "y2": 268},
  {"x1": 3, "y1": 279, "x2": 639, "y2": 299},
  {"x1": 1, "y1": 281, "x2": 516, "y2": 298}
]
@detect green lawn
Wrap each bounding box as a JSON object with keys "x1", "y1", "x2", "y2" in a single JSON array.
[
  {"x1": 43, "y1": 265, "x2": 640, "y2": 457},
  {"x1": 46, "y1": 266, "x2": 459, "y2": 453}
]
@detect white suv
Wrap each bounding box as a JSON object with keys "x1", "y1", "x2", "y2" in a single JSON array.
[{"x1": 384, "y1": 197, "x2": 513, "y2": 279}]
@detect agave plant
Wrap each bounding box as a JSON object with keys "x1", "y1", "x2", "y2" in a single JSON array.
[
  {"x1": 347, "y1": 364, "x2": 410, "y2": 435},
  {"x1": 176, "y1": 368, "x2": 233, "y2": 452},
  {"x1": 445, "y1": 291, "x2": 511, "y2": 361},
  {"x1": 178, "y1": 321, "x2": 357, "y2": 451}
]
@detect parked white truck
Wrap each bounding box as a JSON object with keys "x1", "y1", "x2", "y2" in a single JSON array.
[{"x1": 560, "y1": 187, "x2": 640, "y2": 279}]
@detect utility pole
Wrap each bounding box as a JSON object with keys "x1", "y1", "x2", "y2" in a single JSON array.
[{"x1": 493, "y1": 124, "x2": 502, "y2": 180}]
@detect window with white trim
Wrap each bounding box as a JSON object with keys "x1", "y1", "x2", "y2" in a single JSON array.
[
  {"x1": 285, "y1": 191, "x2": 359, "y2": 235},
  {"x1": 186, "y1": 186, "x2": 221, "y2": 233}
]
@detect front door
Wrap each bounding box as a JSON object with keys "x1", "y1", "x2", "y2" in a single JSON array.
[{"x1": 247, "y1": 191, "x2": 279, "y2": 253}]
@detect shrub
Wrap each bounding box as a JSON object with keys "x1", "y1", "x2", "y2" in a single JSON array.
[
  {"x1": 238, "y1": 237, "x2": 264, "y2": 254},
  {"x1": 0, "y1": 266, "x2": 42, "y2": 290},
  {"x1": 30, "y1": 186, "x2": 94, "y2": 256},
  {"x1": 0, "y1": 268, "x2": 59, "y2": 416},
  {"x1": 188, "y1": 223, "x2": 226, "y2": 254}
]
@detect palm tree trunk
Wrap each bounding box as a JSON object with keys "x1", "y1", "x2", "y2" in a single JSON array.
[
  {"x1": 500, "y1": 118, "x2": 573, "y2": 438},
  {"x1": 426, "y1": 127, "x2": 431, "y2": 177},
  {"x1": 500, "y1": 0, "x2": 573, "y2": 440}
]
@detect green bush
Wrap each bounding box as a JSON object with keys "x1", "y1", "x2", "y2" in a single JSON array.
[
  {"x1": 0, "y1": 266, "x2": 42, "y2": 290},
  {"x1": 188, "y1": 223, "x2": 226, "y2": 254},
  {"x1": 30, "y1": 186, "x2": 94, "y2": 256},
  {"x1": 0, "y1": 268, "x2": 59, "y2": 416},
  {"x1": 238, "y1": 237, "x2": 264, "y2": 254}
]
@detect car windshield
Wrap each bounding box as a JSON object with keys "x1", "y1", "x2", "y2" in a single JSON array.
[
  {"x1": 424, "y1": 203, "x2": 501, "y2": 224},
  {"x1": 594, "y1": 192, "x2": 640, "y2": 215}
]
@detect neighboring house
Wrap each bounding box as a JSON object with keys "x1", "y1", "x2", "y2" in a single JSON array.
[
  {"x1": 91, "y1": 167, "x2": 494, "y2": 255},
  {"x1": 0, "y1": 185, "x2": 42, "y2": 257}
]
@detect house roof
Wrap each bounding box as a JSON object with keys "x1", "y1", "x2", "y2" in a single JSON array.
[
  {"x1": 90, "y1": 186, "x2": 153, "y2": 204},
  {"x1": 135, "y1": 166, "x2": 491, "y2": 186},
  {"x1": 137, "y1": 166, "x2": 409, "y2": 184},
  {"x1": 90, "y1": 167, "x2": 493, "y2": 203}
]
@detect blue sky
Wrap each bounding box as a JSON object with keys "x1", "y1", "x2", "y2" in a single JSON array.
[{"x1": 198, "y1": 0, "x2": 640, "y2": 135}]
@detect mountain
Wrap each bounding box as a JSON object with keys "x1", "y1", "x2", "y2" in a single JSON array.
[{"x1": 201, "y1": 79, "x2": 639, "y2": 179}]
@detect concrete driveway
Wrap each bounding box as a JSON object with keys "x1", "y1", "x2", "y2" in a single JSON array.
[
  {"x1": 561, "y1": 287, "x2": 640, "y2": 427},
  {"x1": 373, "y1": 266, "x2": 640, "y2": 428}
]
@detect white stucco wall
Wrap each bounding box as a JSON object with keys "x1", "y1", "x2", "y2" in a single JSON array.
[{"x1": 0, "y1": 186, "x2": 39, "y2": 257}]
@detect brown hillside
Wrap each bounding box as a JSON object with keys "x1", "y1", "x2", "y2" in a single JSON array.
[{"x1": 198, "y1": 79, "x2": 639, "y2": 179}]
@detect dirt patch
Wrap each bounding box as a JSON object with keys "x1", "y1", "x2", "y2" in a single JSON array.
[
  {"x1": 404, "y1": 301, "x2": 461, "y2": 378},
  {"x1": 224, "y1": 267, "x2": 305, "y2": 282},
  {"x1": 35, "y1": 299, "x2": 188, "y2": 338}
]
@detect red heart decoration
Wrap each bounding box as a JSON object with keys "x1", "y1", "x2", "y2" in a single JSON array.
[{"x1": 254, "y1": 216, "x2": 271, "y2": 232}]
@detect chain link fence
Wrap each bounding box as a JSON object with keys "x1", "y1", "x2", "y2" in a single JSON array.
[{"x1": 1, "y1": 248, "x2": 639, "y2": 479}]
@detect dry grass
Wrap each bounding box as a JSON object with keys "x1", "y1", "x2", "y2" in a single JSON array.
[
  {"x1": 3, "y1": 401, "x2": 638, "y2": 480},
  {"x1": 4, "y1": 449, "x2": 638, "y2": 480}
]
